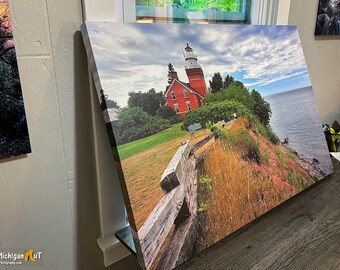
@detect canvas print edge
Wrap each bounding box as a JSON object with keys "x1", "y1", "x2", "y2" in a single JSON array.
[{"x1": 80, "y1": 22, "x2": 140, "y2": 236}]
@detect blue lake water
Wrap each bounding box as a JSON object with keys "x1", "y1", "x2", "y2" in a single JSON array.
[{"x1": 265, "y1": 86, "x2": 333, "y2": 175}]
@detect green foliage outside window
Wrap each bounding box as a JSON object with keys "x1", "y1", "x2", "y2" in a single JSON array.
[{"x1": 136, "y1": 0, "x2": 240, "y2": 12}]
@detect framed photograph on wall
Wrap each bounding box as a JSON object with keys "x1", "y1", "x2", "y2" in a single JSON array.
[
  {"x1": 82, "y1": 22, "x2": 333, "y2": 270},
  {"x1": 315, "y1": 0, "x2": 340, "y2": 35},
  {"x1": 0, "y1": 0, "x2": 31, "y2": 159}
]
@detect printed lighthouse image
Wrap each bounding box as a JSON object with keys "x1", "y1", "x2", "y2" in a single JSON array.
[{"x1": 165, "y1": 43, "x2": 208, "y2": 116}]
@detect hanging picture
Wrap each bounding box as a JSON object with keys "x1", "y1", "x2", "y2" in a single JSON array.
[
  {"x1": 0, "y1": 0, "x2": 31, "y2": 159},
  {"x1": 315, "y1": 0, "x2": 340, "y2": 35},
  {"x1": 81, "y1": 22, "x2": 333, "y2": 270}
]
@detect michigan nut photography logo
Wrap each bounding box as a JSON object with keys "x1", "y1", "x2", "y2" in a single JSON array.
[{"x1": 0, "y1": 249, "x2": 42, "y2": 265}]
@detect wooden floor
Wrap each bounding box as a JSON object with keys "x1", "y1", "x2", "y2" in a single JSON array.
[{"x1": 110, "y1": 158, "x2": 340, "y2": 270}]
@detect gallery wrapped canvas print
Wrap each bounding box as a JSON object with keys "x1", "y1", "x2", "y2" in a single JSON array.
[
  {"x1": 315, "y1": 0, "x2": 340, "y2": 35},
  {"x1": 0, "y1": 0, "x2": 31, "y2": 159},
  {"x1": 81, "y1": 22, "x2": 333, "y2": 270}
]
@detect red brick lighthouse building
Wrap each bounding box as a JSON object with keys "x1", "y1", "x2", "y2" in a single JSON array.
[{"x1": 164, "y1": 43, "x2": 207, "y2": 116}]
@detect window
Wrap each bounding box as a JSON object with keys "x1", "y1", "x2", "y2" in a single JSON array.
[
  {"x1": 186, "y1": 101, "x2": 192, "y2": 111},
  {"x1": 171, "y1": 92, "x2": 176, "y2": 100},
  {"x1": 174, "y1": 104, "x2": 180, "y2": 114},
  {"x1": 183, "y1": 89, "x2": 188, "y2": 98},
  {"x1": 133, "y1": 0, "x2": 252, "y2": 24},
  {"x1": 119, "y1": 0, "x2": 284, "y2": 25}
]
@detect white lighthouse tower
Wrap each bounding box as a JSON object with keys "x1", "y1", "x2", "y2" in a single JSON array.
[
  {"x1": 182, "y1": 43, "x2": 200, "y2": 69},
  {"x1": 182, "y1": 43, "x2": 207, "y2": 97}
]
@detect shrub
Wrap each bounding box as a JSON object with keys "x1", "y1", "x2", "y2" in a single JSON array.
[
  {"x1": 222, "y1": 128, "x2": 261, "y2": 164},
  {"x1": 287, "y1": 149, "x2": 297, "y2": 161},
  {"x1": 156, "y1": 105, "x2": 176, "y2": 119},
  {"x1": 183, "y1": 100, "x2": 252, "y2": 129},
  {"x1": 253, "y1": 118, "x2": 279, "y2": 145},
  {"x1": 295, "y1": 171, "x2": 309, "y2": 191},
  {"x1": 168, "y1": 115, "x2": 182, "y2": 124},
  {"x1": 276, "y1": 148, "x2": 285, "y2": 166},
  {"x1": 206, "y1": 121, "x2": 215, "y2": 132},
  {"x1": 266, "y1": 125, "x2": 280, "y2": 144},
  {"x1": 205, "y1": 84, "x2": 253, "y2": 111},
  {"x1": 263, "y1": 146, "x2": 270, "y2": 165},
  {"x1": 198, "y1": 202, "x2": 208, "y2": 212},
  {"x1": 156, "y1": 105, "x2": 182, "y2": 124},
  {"x1": 243, "y1": 136, "x2": 261, "y2": 164},
  {"x1": 115, "y1": 107, "x2": 171, "y2": 145},
  {"x1": 199, "y1": 176, "x2": 213, "y2": 192},
  {"x1": 286, "y1": 169, "x2": 310, "y2": 191},
  {"x1": 287, "y1": 170, "x2": 294, "y2": 185},
  {"x1": 255, "y1": 121, "x2": 269, "y2": 137}
]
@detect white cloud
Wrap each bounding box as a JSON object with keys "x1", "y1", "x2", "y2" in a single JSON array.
[{"x1": 84, "y1": 23, "x2": 310, "y2": 106}]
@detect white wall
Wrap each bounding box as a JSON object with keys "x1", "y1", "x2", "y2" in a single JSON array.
[
  {"x1": 289, "y1": 0, "x2": 340, "y2": 124},
  {"x1": 0, "y1": 0, "x2": 105, "y2": 269}
]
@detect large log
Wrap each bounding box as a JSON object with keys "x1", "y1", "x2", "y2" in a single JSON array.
[
  {"x1": 155, "y1": 215, "x2": 198, "y2": 270},
  {"x1": 137, "y1": 185, "x2": 187, "y2": 269},
  {"x1": 182, "y1": 155, "x2": 198, "y2": 214},
  {"x1": 190, "y1": 133, "x2": 215, "y2": 155},
  {"x1": 156, "y1": 156, "x2": 198, "y2": 269},
  {"x1": 160, "y1": 140, "x2": 191, "y2": 192}
]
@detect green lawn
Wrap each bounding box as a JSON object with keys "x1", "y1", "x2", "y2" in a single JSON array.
[{"x1": 115, "y1": 123, "x2": 187, "y2": 160}]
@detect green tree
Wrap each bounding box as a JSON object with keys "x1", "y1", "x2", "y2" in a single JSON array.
[
  {"x1": 205, "y1": 84, "x2": 253, "y2": 111},
  {"x1": 223, "y1": 74, "x2": 235, "y2": 89},
  {"x1": 167, "y1": 63, "x2": 175, "y2": 84},
  {"x1": 209, "y1": 72, "x2": 223, "y2": 93},
  {"x1": 251, "y1": 89, "x2": 271, "y2": 125},
  {"x1": 156, "y1": 106, "x2": 176, "y2": 119},
  {"x1": 105, "y1": 99, "x2": 120, "y2": 108},
  {"x1": 116, "y1": 107, "x2": 170, "y2": 144},
  {"x1": 136, "y1": 0, "x2": 239, "y2": 12},
  {"x1": 224, "y1": 85, "x2": 253, "y2": 109},
  {"x1": 156, "y1": 105, "x2": 181, "y2": 124},
  {"x1": 99, "y1": 89, "x2": 120, "y2": 109},
  {"x1": 233, "y1": 80, "x2": 244, "y2": 88},
  {"x1": 128, "y1": 88, "x2": 165, "y2": 116},
  {"x1": 178, "y1": 0, "x2": 239, "y2": 12}
]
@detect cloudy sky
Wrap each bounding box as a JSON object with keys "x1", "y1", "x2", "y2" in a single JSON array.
[{"x1": 85, "y1": 22, "x2": 311, "y2": 107}]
